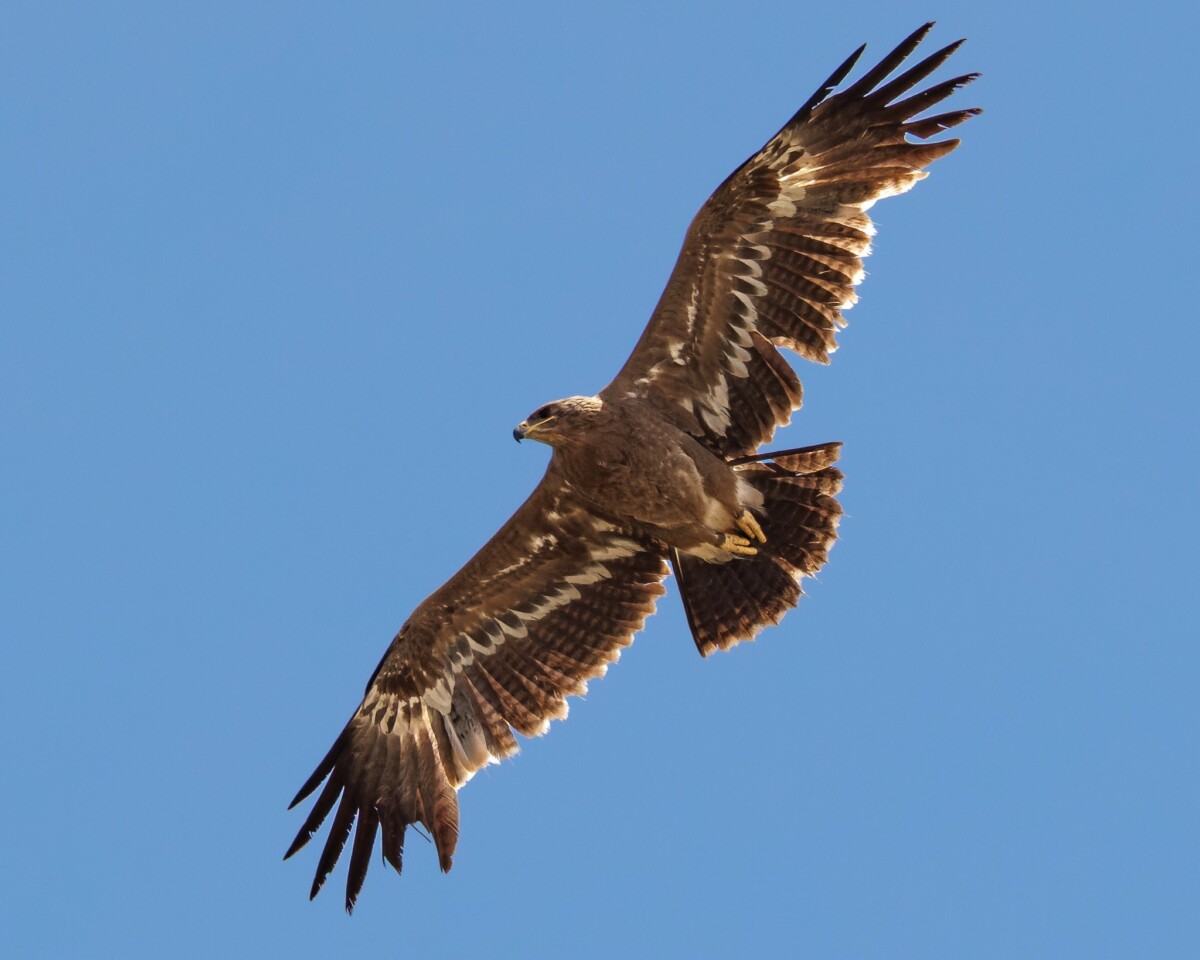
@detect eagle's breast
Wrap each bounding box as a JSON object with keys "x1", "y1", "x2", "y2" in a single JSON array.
[{"x1": 553, "y1": 400, "x2": 744, "y2": 550}]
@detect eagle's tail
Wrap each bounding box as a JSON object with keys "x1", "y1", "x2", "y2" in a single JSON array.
[{"x1": 671, "y1": 442, "x2": 844, "y2": 656}]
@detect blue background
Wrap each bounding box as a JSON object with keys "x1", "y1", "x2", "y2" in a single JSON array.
[{"x1": 4, "y1": 2, "x2": 1196, "y2": 957}]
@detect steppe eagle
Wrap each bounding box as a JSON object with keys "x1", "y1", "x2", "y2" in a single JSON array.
[{"x1": 286, "y1": 23, "x2": 979, "y2": 910}]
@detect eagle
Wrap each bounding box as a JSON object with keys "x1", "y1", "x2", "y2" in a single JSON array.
[{"x1": 286, "y1": 23, "x2": 979, "y2": 910}]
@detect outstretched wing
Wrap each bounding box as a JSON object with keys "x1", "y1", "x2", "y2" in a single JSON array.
[
  {"x1": 601, "y1": 23, "x2": 980, "y2": 458},
  {"x1": 285, "y1": 470, "x2": 669, "y2": 911}
]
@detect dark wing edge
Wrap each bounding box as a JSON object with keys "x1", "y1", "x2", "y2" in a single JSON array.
[
  {"x1": 284, "y1": 475, "x2": 669, "y2": 911},
  {"x1": 601, "y1": 22, "x2": 981, "y2": 458}
]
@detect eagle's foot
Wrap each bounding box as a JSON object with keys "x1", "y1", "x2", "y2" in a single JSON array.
[
  {"x1": 719, "y1": 533, "x2": 758, "y2": 556},
  {"x1": 736, "y1": 510, "x2": 766, "y2": 544}
]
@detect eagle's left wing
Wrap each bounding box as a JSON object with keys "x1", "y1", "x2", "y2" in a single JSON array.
[
  {"x1": 601, "y1": 23, "x2": 979, "y2": 458},
  {"x1": 285, "y1": 470, "x2": 669, "y2": 911}
]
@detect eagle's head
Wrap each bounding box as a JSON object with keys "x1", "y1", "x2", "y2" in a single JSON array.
[{"x1": 513, "y1": 395, "x2": 603, "y2": 448}]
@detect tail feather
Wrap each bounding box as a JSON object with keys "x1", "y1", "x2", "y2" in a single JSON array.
[{"x1": 672, "y1": 441, "x2": 844, "y2": 656}]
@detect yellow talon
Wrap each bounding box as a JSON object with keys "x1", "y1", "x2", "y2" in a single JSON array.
[
  {"x1": 736, "y1": 510, "x2": 766, "y2": 543},
  {"x1": 719, "y1": 533, "x2": 758, "y2": 556}
]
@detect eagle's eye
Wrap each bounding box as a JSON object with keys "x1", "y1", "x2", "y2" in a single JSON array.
[{"x1": 534, "y1": 406, "x2": 553, "y2": 421}]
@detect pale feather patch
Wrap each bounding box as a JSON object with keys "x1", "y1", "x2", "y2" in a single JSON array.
[
  {"x1": 487, "y1": 556, "x2": 531, "y2": 581},
  {"x1": 725, "y1": 352, "x2": 749, "y2": 379},
  {"x1": 362, "y1": 689, "x2": 412, "y2": 736},
  {"x1": 588, "y1": 539, "x2": 641, "y2": 562},
  {"x1": 736, "y1": 256, "x2": 764, "y2": 279},
  {"x1": 853, "y1": 171, "x2": 926, "y2": 210},
  {"x1": 700, "y1": 407, "x2": 725, "y2": 435},
  {"x1": 698, "y1": 373, "x2": 732, "y2": 436},
  {"x1": 441, "y1": 711, "x2": 493, "y2": 783},
  {"x1": 491, "y1": 532, "x2": 560, "y2": 583},
  {"x1": 735, "y1": 274, "x2": 768, "y2": 298},
  {"x1": 497, "y1": 614, "x2": 527, "y2": 639},
  {"x1": 767, "y1": 196, "x2": 797, "y2": 217},
  {"x1": 736, "y1": 476, "x2": 765, "y2": 512},
  {"x1": 687, "y1": 541, "x2": 736, "y2": 562},
  {"x1": 777, "y1": 176, "x2": 809, "y2": 200},
  {"x1": 473, "y1": 619, "x2": 504, "y2": 649},
  {"x1": 711, "y1": 372, "x2": 731, "y2": 412},
  {"x1": 515, "y1": 583, "x2": 581, "y2": 621},
  {"x1": 701, "y1": 494, "x2": 734, "y2": 531},
  {"x1": 423, "y1": 677, "x2": 454, "y2": 714},
  {"x1": 731, "y1": 289, "x2": 758, "y2": 322},
  {"x1": 565, "y1": 562, "x2": 612, "y2": 585}
]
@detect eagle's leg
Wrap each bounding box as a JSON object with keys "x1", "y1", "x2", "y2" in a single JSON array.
[
  {"x1": 718, "y1": 532, "x2": 758, "y2": 556},
  {"x1": 736, "y1": 510, "x2": 766, "y2": 544}
]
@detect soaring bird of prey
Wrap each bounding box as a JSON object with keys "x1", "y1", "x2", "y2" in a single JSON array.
[{"x1": 286, "y1": 23, "x2": 979, "y2": 910}]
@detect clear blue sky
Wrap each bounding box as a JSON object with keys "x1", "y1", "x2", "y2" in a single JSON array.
[{"x1": 3, "y1": 2, "x2": 1197, "y2": 957}]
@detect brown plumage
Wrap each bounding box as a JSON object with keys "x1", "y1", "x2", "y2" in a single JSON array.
[{"x1": 286, "y1": 22, "x2": 979, "y2": 910}]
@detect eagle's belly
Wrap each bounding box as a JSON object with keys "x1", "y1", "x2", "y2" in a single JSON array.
[{"x1": 557, "y1": 417, "x2": 758, "y2": 558}]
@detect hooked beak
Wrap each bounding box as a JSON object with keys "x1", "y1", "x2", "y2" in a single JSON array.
[{"x1": 513, "y1": 416, "x2": 555, "y2": 443}]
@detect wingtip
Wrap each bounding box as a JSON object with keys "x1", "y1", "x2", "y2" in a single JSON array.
[
  {"x1": 283, "y1": 820, "x2": 318, "y2": 860},
  {"x1": 941, "y1": 37, "x2": 968, "y2": 59},
  {"x1": 902, "y1": 21, "x2": 937, "y2": 49},
  {"x1": 288, "y1": 774, "x2": 324, "y2": 811}
]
